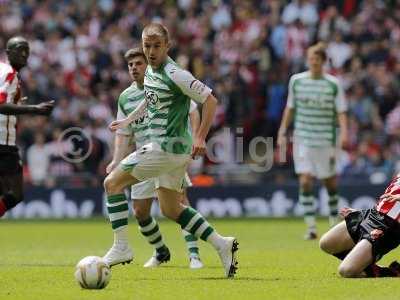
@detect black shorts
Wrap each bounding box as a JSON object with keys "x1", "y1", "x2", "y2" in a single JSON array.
[
  {"x1": 0, "y1": 145, "x2": 22, "y2": 175},
  {"x1": 345, "y1": 208, "x2": 400, "y2": 261}
]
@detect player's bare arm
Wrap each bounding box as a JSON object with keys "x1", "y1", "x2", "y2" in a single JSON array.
[
  {"x1": 0, "y1": 100, "x2": 54, "y2": 116},
  {"x1": 106, "y1": 133, "x2": 135, "y2": 174},
  {"x1": 191, "y1": 94, "x2": 217, "y2": 158},
  {"x1": 338, "y1": 112, "x2": 349, "y2": 149},
  {"x1": 379, "y1": 193, "x2": 400, "y2": 203},
  {"x1": 189, "y1": 105, "x2": 200, "y2": 136},
  {"x1": 109, "y1": 99, "x2": 147, "y2": 131},
  {"x1": 277, "y1": 107, "x2": 294, "y2": 148}
]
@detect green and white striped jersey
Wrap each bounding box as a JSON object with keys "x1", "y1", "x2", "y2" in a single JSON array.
[
  {"x1": 116, "y1": 82, "x2": 149, "y2": 149},
  {"x1": 286, "y1": 71, "x2": 347, "y2": 147},
  {"x1": 116, "y1": 81, "x2": 199, "y2": 150},
  {"x1": 144, "y1": 57, "x2": 211, "y2": 154}
]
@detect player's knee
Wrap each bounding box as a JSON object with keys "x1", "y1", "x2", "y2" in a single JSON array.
[
  {"x1": 338, "y1": 263, "x2": 358, "y2": 278},
  {"x1": 319, "y1": 233, "x2": 338, "y2": 254},
  {"x1": 300, "y1": 179, "x2": 312, "y2": 192},
  {"x1": 103, "y1": 175, "x2": 119, "y2": 194},
  {"x1": 319, "y1": 235, "x2": 331, "y2": 253},
  {"x1": 133, "y1": 206, "x2": 149, "y2": 222},
  {"x1": 159, "y1": 205, "x2": 179, "y2": 221}
]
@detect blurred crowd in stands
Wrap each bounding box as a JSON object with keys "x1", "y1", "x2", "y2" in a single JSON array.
[{"x1": 0, "y1": 0, "x2": 399, "y2": 186}]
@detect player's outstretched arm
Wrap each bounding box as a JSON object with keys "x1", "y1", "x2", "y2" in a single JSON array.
[
  {"x1": 379, "y1": 193, "x2": 400, "y2": 203},
  {"x1": 109, "y1": 99, "x2": 147, "y2": 131},
  {"x1": 192, "y1": 94, "x2": 217, "y2": 158},
  {"x1": 0, "y1": 100, "x2": 54, "y2": 116}
]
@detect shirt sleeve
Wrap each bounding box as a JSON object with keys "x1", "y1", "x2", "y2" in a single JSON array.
[
  {"x1": 116, "y1": 102, "x2": 131, "y2": 136},
  {"x1": 0, "y1": 69, "x2": 18, "y2": 104},
  {"x1": 168, "y1": 67, "x2": 212, "y2": 104},
  {"x1": 286, "y1": 76, "x2": 295, "y2": 109},
  {"x1": 189, "y1": 100, "x2": 197, "y2": 113},
  {"x1": 334, "y1": 82, "x2": 347, "y2": 113}
]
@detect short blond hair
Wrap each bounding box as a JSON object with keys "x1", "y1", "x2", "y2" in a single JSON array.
[
  {"x1": 142, "y1": 23, "x2": 170, "y2": 42},
  {"x1": 307, "y1": 42, "x2": 327, "y2": 61}
]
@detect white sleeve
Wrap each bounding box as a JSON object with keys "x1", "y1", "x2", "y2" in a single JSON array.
[
  {"x1": 116, "y1": 104, "x2": 131, "y2": 136},
  {"x1": 167, "y1": 67, "x2": 212, "y2": 104},
  {"x1": 0, "y1": 69, "x2": 18, "y2": 104},
  {"x1": 189, "y1": 100, "x2": 197, "y2": 113},
  {"x1": 286, "y1": 76, "x2": 295, "y2": 109},
  {"x1": 335, "y1": 82, "x2": 347, "y2": 113}
]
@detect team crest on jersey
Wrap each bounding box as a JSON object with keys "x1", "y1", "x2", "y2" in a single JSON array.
[{"x1": 145, "y1": 90, "x2": 159, "y2": 106}]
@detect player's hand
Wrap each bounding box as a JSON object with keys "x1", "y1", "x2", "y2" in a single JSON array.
[
  {"x1": 34, "y1": 100, "x2": 55, "y2": 115},
  {"x1": 106, "y1": 161, "x2": 119, "y2": 174},
  {"x1": 339, "y1": 207, "x2": 357, "y2": 218},
  {"x1": 379, "y1": 193, "x2": 400, "y2": 203},
  {"x1": 339, "y1": 132, "x2": 349, "y2": 149},
  {"x1": 191, "y1": 136, "x2": 206, "y2": 159},
  {"x1": 277, "y1": 132, "x2": 287, "y2": 149},
  {"x1": 109, "y1": 118, "x2": 130, "y2": 131},
  {"x1": 370, "y1": 229, "x2": 384, "y2": 240}
]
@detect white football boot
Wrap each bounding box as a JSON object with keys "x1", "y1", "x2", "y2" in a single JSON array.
[
  {"x1": 143, "y1": 248, "x2": 171, "y2": 268},
  {"x1": 189, "y1": 256, "x2": 203, "y2": 269},
  {"x1": 103, "y1": 245, "x2": 133, "y2": 267},
  {"x1": 217, "y1": 237, "x2": 239, "y2": 278}
]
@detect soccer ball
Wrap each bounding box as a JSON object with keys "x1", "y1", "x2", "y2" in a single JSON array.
[{"x1": 74, "y1": 256, "x2": 111, "y2": 289}]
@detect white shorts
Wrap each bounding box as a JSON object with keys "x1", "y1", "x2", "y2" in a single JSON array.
[
  {"x1": 293, "y1": 143, "x2": 337, "y2": 179},
  {"x1": 130, "y1": 173, "x2": 192, "y2": 200},
  {"x1": 120, "y1": 142, "x2": 191, "y2": 193}
]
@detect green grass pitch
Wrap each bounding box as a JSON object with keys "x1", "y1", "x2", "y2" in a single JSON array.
[{"x1": 1, "y1": 218, "x2": 399, "y2": 300}]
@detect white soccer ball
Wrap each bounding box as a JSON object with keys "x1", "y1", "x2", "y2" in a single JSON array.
[{"x1": 74, "y1": 256, "x2": 111, "y2": 289}]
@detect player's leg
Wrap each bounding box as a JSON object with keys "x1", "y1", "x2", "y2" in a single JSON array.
[
  {"x1": 299, "y1": 173, "x2": 317, "y2": 239},
  {"x1": 156, "y1": 185, "x2": 238, "y2": 278},
  {"x1": 317, "y1": 146, "x2": 339, "y2": 227},
  {"x1": 181, "y1": 190, "x2": 203, "y2": 269},
  {"x1": 132, "y1": 195, "x2": 171, "y2": 267},
  {"x1": 319, "y1": 221, "x2": 355, "y2": 259},
  {"x1": 321, "y1": 208, "x2": 400, "y2": 277},
  {"x1": 322, "y1": 176, "x2": 339, "y2": 227},
  {"x1": 338, "y1": 239, "x2": 374, "y2": 278},
  {"x1": 293, "y1": 142, "x2": 317, "y2": 239},
  {"x1": 0, "y1": 171, "x2": 23, "y2": 217},
  {"x1": 103, "y1": 164, "x2": 140, "y2": 267},
  {"x1": 0, "y1": 148, "x2": 24, "y2": 217}
]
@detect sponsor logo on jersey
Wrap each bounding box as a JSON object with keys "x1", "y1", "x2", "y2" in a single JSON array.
[
  {"x1": 145, "y1": 90, "x2": 159, "y2": 106},
  {"x1": 190, "y1": 80, "x2": 205, "y2": 94}
]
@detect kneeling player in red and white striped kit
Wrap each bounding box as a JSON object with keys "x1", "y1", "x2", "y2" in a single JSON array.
[
  {"x1": 0, "y1": 36, "x2": 54, "y2": 218},
  {"x1": 319, "y1": 173, "x2": 400, "y2": 277}
]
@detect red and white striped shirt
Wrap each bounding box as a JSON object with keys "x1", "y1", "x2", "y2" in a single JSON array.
[
  {"x1": 0, "y1": 61, "x2": 21, "y2": 146},
  {"x1": 376, "y1": 173, "x2": 400, "y2": 221}
]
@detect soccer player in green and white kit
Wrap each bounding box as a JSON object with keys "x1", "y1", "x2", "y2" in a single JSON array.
[
  {"x1": 105, "y1": 23, "x2": 238, "y2": 278},
  {"x1": 103, "y1": 48, "x2": 203, "y2": 269},
  {"x1": 278, "y1": 42, "x2": 349, "y2": 240}
]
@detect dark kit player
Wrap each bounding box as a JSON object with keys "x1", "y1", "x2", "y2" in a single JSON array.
[
  {"x1": 320, "y1": 173, "x2": 400, "y2": 278},
  {"x1": 0, "y1": 36, "x2": 54, "y2": 218}
]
